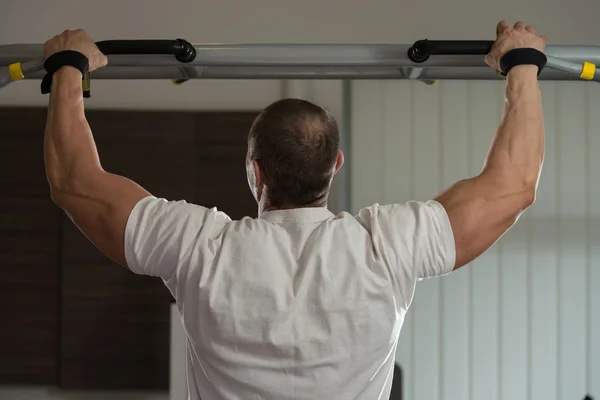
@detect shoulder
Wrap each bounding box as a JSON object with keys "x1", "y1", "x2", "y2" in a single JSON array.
[
  {"x1": 126, "y1": 196, "x2": 234, "y2": 241},
  {"x1": 355, "y1": 200, "x2": 446, "y2": 223}
]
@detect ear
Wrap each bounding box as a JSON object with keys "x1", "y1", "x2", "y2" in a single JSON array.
[
  {"x1": 333, "y1": 150, "x2": 344, "y2": 175},
  {"x1": 252, "y1": 159, "x2": 264, "y2": 190}
]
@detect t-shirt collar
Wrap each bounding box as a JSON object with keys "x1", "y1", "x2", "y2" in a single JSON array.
[{"x1": 259, "y1": 207, "x2": 335, "y2": 222}]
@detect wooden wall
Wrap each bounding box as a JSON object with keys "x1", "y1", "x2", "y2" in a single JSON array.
[
  {"x1": 0, "y1": 108, "x2": 258, "y2": 390},
  {"x1": 0, "y1": 108, "x2": 60, "y2": 384}
]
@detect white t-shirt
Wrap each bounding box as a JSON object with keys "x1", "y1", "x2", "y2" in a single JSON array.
[{"x1": 125, "y1": 197, "x2": 456, "y2": 400}]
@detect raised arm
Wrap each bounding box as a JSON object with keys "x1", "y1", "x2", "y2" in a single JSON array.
[
  {"x1": 434, "y1": 21, "x2": 547, "y2": 269},
  {"x1": 44, "y1": 30, "x2": 151, "y2": 267}
]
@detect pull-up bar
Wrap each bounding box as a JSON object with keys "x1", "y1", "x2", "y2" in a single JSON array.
[{"x1": 0, "y1": 39, "x2": 598, "y2": 94}]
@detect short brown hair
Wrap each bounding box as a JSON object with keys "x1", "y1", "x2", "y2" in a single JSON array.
[{"x1": 248, "y1": 98, "x2": 339, "y2": 208}]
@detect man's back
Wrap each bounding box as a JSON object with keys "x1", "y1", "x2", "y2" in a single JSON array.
[{"x1": 124, "y1": 197, "x2": 456, "y2": 400}]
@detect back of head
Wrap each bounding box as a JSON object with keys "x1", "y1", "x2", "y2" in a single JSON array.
[{"x1": 248, "y1": 98, "x2": 340, "y2": 208}]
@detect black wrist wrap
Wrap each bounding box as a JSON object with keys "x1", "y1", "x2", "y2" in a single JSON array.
[
  {"x1": 41, "y1": 50, "x2": 89, "y2": 95},
  {"x1": 499, "y1": 48, "x2": 547, "y2": 77}
]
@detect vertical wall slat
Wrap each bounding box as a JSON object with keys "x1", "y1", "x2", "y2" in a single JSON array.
[
  {"x1": 499, "y1": 219, "x2": 529, "y2": 400},
  {"x1": 529, "y1": 82, "x2": 559, "y2": 400},
  {"x1": 411, "y1": 82, "x2": 442, "y2": 400},
  {"x1": 349, "y1": 81, "x2": 384, "y2": 211},
  {"x1": 383, "y1": 80, "x2": 416, "y2": 400},
  {"x1": 382, "y1": 81, "x2": 413, "y2": 204},
  {"x1": 439, "y1": 81, "x2": 470, "y2": 400},
  {"x1": 586, "y1": 83, "x2": 600, "y2": 398},
  {"x1": 556, "y1": 82, "x2": 587, "y2": 400},
  {"x1": 468, "y1": 81, "x2": 502, "y2": 400}
]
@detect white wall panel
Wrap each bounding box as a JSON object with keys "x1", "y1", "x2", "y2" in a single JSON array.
[
  {"x1": 556, "y1": 83, "x2": 588, "y2": 400},
  {"x1": 381, "y1": 81, "x2": 417, "y2": 400},
  {"x1": 350, "y1": 79, "x2": 600, "y2": 400},
  {"x1": 468, "y1": 82, "x2": 502, "y2": 400},
  {"x1": 439, "y1": 82, "x2": 470, "y2": 400},
  {"x1": 529, "y1": 82, "x2": 560, "y2": 400},
  {"x1": 411, "y1": 82, "x2": 443, "y2": 400},
  {"x1": 588, "y1": 83, "x2": 600, "y2": 399}
]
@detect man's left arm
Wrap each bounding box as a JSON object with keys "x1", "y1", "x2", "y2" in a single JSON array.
[
  {"x1": 44, "y1": 31, "x2": 231, "y2": 288},
  {"x1": 45, "y1": 66, "x2": 151, "y2": 267}
]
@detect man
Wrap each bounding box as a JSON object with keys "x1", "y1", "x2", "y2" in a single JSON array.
[{"x1": 43, "y1": 20, "x2": 545, "y2": 400}]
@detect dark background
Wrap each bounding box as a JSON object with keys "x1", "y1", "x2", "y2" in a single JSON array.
[{"x1": 0, "y1": 107, "x2": 258, "y2": 390}]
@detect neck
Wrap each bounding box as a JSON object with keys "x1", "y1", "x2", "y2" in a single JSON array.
[{"x1": 259, "y1": 198, "x2": 328, "y2": 216}]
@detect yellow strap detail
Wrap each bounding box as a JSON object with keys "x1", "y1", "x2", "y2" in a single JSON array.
[
  {"x1": 82, "y1": 72, "x2": 90, "y2": 90},
  {"x1": 8, "y1": 63, "x2": 24, "y2": 81},
  {"x1": 580, "y1": 62, "x2": 596, "y2": 80}
]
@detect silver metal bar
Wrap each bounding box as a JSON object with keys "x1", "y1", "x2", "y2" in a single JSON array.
[
  {"x1": 21, "y1": 58, "x2": 45, "y2": 74},
  {"x1": 1, "y1": 44, "x2": 600, "y2": 68},
  {"x1": 191, "y1": 44, "x2": 411, "y2": 66},
  {"x1": 546, "y1": 56, "x2": 600, "y2": 83},
  {"x1": 0, "y1": 44, "x2": 599, "y2": 83},
  {"x1": 9, "y1": 65, "x2": 590, "y2": 81},
  {"x1": 545, "y1": 56, "x2": 600, "y2": 82},
  {"x1": 546, "y1": 56, "x2": 584, "y2": 75},
  {"x1": 542, "y1": 46, "x2": 600, "y2": 64},
  {"x1": 0, "y1": 58, "x2": 45, "y2": 90},
  {"x1": 0, "y1": 71, "x2": 10, "y2": 89}
]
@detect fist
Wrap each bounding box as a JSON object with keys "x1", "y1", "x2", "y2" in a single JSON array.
[
  {"x1": 44, "y1": 29, "x2": 108, "y2": 72},
  {"x1": 485, "y1": 21, "x2": 547, "y2": 70}
]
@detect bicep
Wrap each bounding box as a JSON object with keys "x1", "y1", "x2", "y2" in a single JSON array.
[
  {"x1": 434, "y1": 174, "x2": 531, "y2": 269},
  {"x1": 53, "y1": 171, "x2": 151, "y2": 267}
]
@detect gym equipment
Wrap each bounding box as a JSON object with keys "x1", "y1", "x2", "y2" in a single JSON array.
[{"x1": 1, "y1": 39, "x2": 599, "y2": 95}]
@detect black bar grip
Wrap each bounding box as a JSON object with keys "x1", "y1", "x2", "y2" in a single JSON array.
[
  {"x1": 96, "y1": 39, "x2": 196, "y2": 63},
  {"x1": 408, "y1": 40, "x2": 494, "y2": 63}
]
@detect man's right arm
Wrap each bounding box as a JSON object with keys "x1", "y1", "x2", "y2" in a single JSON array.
[{"x1": 434, "y1": 21, "x2": 546, "y2": 270}]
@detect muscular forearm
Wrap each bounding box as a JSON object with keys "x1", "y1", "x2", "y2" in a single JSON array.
[
  {"x1": 481, "y1": 65, "x2": 544, "y2": 194},
  {"x1": 434, "y1": 21, "x2": 547, "y2": 269},
  {"x1": 44, "y1": 67, "x2": 102, "y2": 195}
]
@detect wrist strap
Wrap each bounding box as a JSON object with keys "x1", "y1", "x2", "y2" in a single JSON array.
[
  {"x1": 41, "y1": 50, "x2": 89, "y2": 95},
  {"x1": 499, "y1": 48, "x2": 547, "y2": 77}
]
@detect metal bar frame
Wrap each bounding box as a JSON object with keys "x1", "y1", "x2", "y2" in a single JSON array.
[{"x1": 1, "y1": 42, "x2": 599, "y2": 83}]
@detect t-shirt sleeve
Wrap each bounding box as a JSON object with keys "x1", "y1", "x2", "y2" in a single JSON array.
[
  {"x1": 124, "y1": 196, "x2": 231, "y2": 282},
  {"x1": 357, "y1": 200, "x2": 456, "y2": 280}
]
